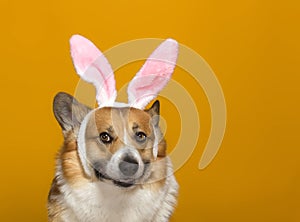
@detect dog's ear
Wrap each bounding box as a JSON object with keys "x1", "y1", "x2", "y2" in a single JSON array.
[
  {"x1": 146, "y1": 100, "x2": 160, "y2": 127},
  {"x1": 146, "y1": 100, "x2": 161, "y2": 159},
  {"x1": 53, "y1": 92, "x2": 92, "y2": 132}
]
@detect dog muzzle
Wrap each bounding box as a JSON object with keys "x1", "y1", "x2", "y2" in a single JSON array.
[{"x1": 106, "y1": 147, "x2": 145, "y2": 182}]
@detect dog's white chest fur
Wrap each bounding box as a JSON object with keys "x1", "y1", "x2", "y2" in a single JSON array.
[{"x1": 60, "y1": 158, "x2": 178, "y2": 222}]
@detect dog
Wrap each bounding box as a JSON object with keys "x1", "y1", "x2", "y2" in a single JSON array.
[{"x1": 48, "y1": 35, "x2": 179, "y2": 222}]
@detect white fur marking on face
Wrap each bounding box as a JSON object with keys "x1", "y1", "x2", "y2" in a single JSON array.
[
  {"x1": 118, "y1": 109, "x2": 129, "y2": 146},
  {"x1": 123, "y1": 127, "x2": 128, "y2": 146}
]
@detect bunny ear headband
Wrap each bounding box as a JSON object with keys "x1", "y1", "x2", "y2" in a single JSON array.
[{"x1": 70, "y1": 34, "x2": 178, "y2": 109}]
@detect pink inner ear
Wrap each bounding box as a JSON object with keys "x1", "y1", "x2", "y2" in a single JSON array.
[
  {"x1": 131, "y1": 61, "x2": 174, "y2": 101},
  {"x1": 70, "y1": 34, "x2": 102, "y2": 75},
  {"x1": 127, "y1": 39, "x2": 178, "y2": 109}
]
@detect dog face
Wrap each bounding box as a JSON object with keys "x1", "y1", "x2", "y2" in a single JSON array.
[{"x1": 53, "y1": 92, "x2": 167, "y2": 189}]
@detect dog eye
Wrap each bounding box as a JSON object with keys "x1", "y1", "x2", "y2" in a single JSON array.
[
  {"x1": 135, "y1": 132, "x2": 147, "y2": 143},
  {"x1": 99, "y1": 132, "x2": 113, "y2": 144}
]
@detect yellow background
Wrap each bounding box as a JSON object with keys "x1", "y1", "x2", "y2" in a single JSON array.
[{"x1": 1, "y1": 0, "x2": 300, "y2": 221}]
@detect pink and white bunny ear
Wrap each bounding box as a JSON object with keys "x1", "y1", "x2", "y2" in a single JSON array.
[
  {"x1": 70, "y1": 34, "x2": 117, "y2": 107},
  {"x1": 127, "y1": 39, "x2": 178, "y2": 109}
]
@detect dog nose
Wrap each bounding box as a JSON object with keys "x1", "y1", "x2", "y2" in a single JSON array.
[{"x1": 119, "y1": 155, "x2": 139, "y2": 176}]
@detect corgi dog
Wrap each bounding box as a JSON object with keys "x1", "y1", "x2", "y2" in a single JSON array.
[{"x1": 48, "y1": 35, "x2": 179, "y2": 222}]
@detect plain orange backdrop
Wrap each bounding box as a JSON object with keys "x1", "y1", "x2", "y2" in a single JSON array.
[{"x1": 0, "y1": 0, "x2": 300, "y2": 221}]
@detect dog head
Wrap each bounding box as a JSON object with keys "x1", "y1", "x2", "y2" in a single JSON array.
[{"x1": 54, "y1": 93, "x2": 166, "y2": 188}]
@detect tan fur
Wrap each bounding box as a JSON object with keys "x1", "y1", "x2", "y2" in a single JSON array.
[{"x1": 60, "y1": 133, "x2": 89, "y2": 187}]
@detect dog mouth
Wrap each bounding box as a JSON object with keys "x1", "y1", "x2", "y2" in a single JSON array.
[
  {"x1": 113, "y1": 180, "x2": 134, "y2": 188},
  {"x1": 94, "y1": 169, "x2": 135, "y2": 188}
]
